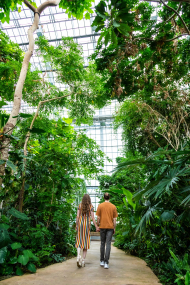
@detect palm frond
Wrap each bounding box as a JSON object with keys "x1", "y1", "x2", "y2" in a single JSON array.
[
  {"x1": 113, "y1": 158, "x2": 146, "y2": 173},
  {"x1": 144, "y1": 166, "x2": 189, "y2": 199},
  {"x1": 135, "y1": 202, "x2": 161, "y2": 235},
  {"x1": 181, "y1": 194, "x2": 190, "y2": 206},
  {"x1": 113, "y1": 158, "x2": 172, "y2": 174},
  {"x1": 181, "y1": 186, "x2": 190, "y2": 193},
  {"x1": 133, "y1": 180, "x2": 159, "y2": 201}
]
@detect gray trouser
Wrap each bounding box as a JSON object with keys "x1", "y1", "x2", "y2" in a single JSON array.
[{"x1": 100, "y1": 229, "x2": 114, "y2": 264}]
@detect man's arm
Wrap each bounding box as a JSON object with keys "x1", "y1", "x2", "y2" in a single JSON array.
[
  {"x1": 97, "y1": 216, "x2": 100, "y2": 228},
  {"x1": 113, "y1": 217, "x2": 117, "y2": 234}
]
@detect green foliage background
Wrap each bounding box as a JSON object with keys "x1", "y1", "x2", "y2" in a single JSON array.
[{"x1": 2, "y1": 0, "x2": 190, "y2": 283}]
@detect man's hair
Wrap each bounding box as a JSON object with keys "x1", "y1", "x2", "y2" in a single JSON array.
[{"x1": 104, "y1": 192, "x2": 110, "y2": 200}]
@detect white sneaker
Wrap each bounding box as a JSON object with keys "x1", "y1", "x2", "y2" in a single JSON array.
[
  {"x1": 82, "y1": 259, "x2": 85, "y2": 267},
  {"x1": 104, "y1": 263, "x2": 109, "y2": 269},
  {"x1": 77, "y1": 255, "x2": 82, "y2": 267},
  {"x1": 100, "y1": 261, "x2": 104, "y2": 267}
]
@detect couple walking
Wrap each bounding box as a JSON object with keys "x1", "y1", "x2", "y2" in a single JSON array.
[{"x1": 75, "y1": 192, "x2": 118, "y2": 269}]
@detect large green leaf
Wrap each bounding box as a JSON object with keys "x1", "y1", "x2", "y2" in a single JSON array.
[
  {"x1": 0, "y1": 101, "x2": 8, "y2": 108},
  {"x1": 91, "y1": 16, "x2": 104, "y2": 27},
  {"x1": 0, "y1": 246, "x2": 7, "y2": 263},
  {"x1": 119, "y1": 23, "x2": 131, "y2": 32},
  {"x1": 11, "y1": 242, "x2": 22, "y2": 250},
  {"x1": 97, "y1": 32, "x2": 105, "y2": 45},
  {"x1": 113, "y1": 20, "x2": 120, "y2": 27},
  {"x1": 97, "y1": 11, "x2": 107, "y2": 19},
  {"x1": 27, "y1": 262, "x2": 36, "y2": 273},
  {"x1": 0, "y1": 159, "x2": 5, "y2": 165},
  {"x1": 85, "y1": 12, "x2": 90, "y2": 20},
  {"x1": 0, "y1": 229, "x2": 11, "y2": 248},
  {"x1": 160, "y1": 210, "x2": 175, "y2": 222},
  {"x1": 123, "y1": 197, "x2": 128, "y2": 207},
  {"x1": 105, "y1": 31, "x2": 110, "y2": 46},
  {"x1": 109, "y1": 188, "x2": 123, "y2": 194},
  {"x1": 0, "y1": 223, "x2": 9, "y2": 230},
  {"x1": 18, "y1": 254, "x2": 29, "y2": 266},
  {"x1": 23, "y1": 250, "x2": 39, "y2": 262},
  {"x1": 8, "y1": 208, "x2": 29, "y2": 220},
  {"x1": 117, "y1": 27, "x2": 129, "y2": 36},
  {"x1": 123, "y1": 188, "x2": 136, "y2": 210},
  {"x1": 16, "y1": 267, "x2": 24, "y2": 276},
  {"x1": 185, "y1": 271, "x2": 190, "y2": 285},
  {"x1": 23, "y1": 249, "x2": 34, "y2": 259},
  {"x1": 111, "y1": 30, "x2": 118, "y2": 45},
  {"x1": 95, "y1": 1, "x2": 106, "y2": 13},
  {"x1": 6, "y1": 160, "x2": 17, "y2": 172}
]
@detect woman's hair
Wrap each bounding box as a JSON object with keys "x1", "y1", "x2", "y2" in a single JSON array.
[{"x1": 81, "y1": 194, "x2": 91, "y2": 216}]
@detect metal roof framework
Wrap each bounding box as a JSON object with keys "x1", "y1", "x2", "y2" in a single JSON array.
[{"x1": 0, "y1": 0, "x2": 159, "y2": 208}]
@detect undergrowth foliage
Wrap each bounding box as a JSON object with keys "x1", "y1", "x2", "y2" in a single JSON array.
[
  {"x1": 0, "y1": 115, "x2": 107, "y2": 276},
  {"x1": 98, "y1": 146, "x2": 190, "y2": 285},
  {"x1": 91, "y1": 0, "x2": 190, "y2": 283}
]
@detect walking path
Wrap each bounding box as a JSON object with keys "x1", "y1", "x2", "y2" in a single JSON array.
[{"x1": 1, "y1": 241, "x2": 161, "y2": 285}]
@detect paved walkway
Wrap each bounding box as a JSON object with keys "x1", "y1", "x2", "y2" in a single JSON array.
[{"x1": 1, "y1": 241, "x2": 161, "y2": 285}]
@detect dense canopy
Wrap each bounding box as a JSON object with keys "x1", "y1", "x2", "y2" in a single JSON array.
[{"x1": 1, "y1": 0, "x2": 190, "y2": 284}]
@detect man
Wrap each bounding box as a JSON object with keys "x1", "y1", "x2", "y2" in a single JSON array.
[{"x1": 96, "y1": 192, "x2": 118, "y2": 269}]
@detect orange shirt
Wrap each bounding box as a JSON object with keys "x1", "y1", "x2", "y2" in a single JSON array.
[{"x1": 96, "y1": 202, "x2": 118, "y2": 229}]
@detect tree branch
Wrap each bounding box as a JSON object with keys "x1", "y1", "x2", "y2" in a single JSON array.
[
  {"x1": 165, "y1": 2, "x2": 182, "y2": 24},
  {"x1": 137, "y1": 33, "x2": 189, "y2": 42},
  {"x1": 165, "y1": 33, "x2": 189, "y2": 41},
  {"x1": 24, "y1": 0, "x2": 37, "y2": 13},
  {"x1": 38, "y1": 0, "x2": 61, "y2": 14},
  {"x1": 160, "y1": 0, "x2": 190, "y2": 34}
]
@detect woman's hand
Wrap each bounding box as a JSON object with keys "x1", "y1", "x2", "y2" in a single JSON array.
[
  {"x1": 96, "y1": 226, "x2": 100, "y2": 232},
  {"x1": 75, "y1": 225, "x2": 78, "y2": 231}
]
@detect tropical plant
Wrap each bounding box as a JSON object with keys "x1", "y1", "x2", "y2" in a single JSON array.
[
  {"x1": 0, "y1": 208, "x2": 39, "y2": 276},
  {"x1": 0, "y1": 111, "x2": 107, "y2": 275},
  {"x1": 106, "y1": 144, "x2": 190, "y2": 284},
  {"x1": 0, "y1": 0, "x2": 95, "y2": 189},
  {"x1": 169, "y1": 250, "x2": 190, "y2": 285}
]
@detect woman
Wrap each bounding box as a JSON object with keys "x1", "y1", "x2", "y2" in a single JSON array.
[{"x1": 75, "y1": 194, "x2": 98, "y2": 267}]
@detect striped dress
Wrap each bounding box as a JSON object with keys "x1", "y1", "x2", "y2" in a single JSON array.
[{"x1": 75, "y1": 204, "x2": 94, "y2": 249}]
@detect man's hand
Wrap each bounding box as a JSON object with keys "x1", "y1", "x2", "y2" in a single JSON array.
[
  {"x1": 96, "y1": 226, "x2": 100, "y2": 232},
  {"x1": 113, "y1": 229, "x2": 115, "y2": 234}
]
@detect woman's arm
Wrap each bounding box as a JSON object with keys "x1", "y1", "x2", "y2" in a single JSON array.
[
  {"x1": 75, "y1": 209, "x2": 80, "y2": 231},
  {"x1": 91, "y1": 211, "x2": 99, "y2": 231}
]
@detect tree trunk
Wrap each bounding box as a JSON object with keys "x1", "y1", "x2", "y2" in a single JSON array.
[
  {"x1": 0, "y1": 200, "x2": 3, "y2": 218},
  {"x1": 19, "y1": 177, "x2": 26, "y2": 212},
  {"x1": 0, "y1": 0, "x2": 61, "y2": 188}
]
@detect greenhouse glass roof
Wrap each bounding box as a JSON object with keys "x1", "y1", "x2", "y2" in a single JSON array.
[{"x1": 0, "y1": 0, "x2": 127, "y2": 208}]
